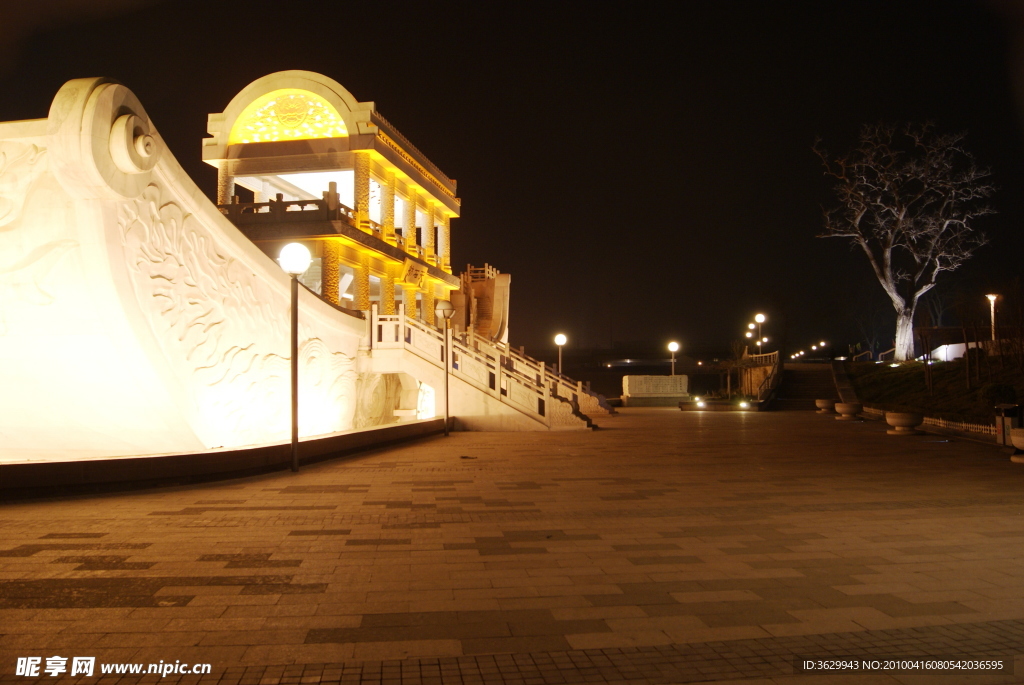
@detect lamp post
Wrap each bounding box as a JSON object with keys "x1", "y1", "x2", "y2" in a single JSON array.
[
  {"x1": 554, "y1": 333, "x2": 567, "y2": 375},
  {"x1": 434, "y1": 299, "x2": 456, "y2": 436},
  {"x1": 755, "y1": 313, "x2": 766, "y2": 340},
  {"x1": 278, "y1": 242, "x2": 312, "y2": 473},
  {"x1": 668, "y1": 341, "x2": 679, "y2": 376},
  {"x1": 986, "y1": 294, "x2": 998, "y2": 341}
]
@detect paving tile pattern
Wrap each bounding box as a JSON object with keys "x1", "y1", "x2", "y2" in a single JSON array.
[{"x1": 1, "y1": 409, "x2": 1024, "y2": 683}]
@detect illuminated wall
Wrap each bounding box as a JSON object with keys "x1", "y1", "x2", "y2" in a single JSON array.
[{"x1": 0, "y1": 78, "x2": 368, "y2": 463}]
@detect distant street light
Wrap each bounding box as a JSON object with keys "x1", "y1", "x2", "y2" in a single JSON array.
[
  {"x1": 434, "y1": 299, "x2": 456, "y2": 437},
  {"x1": 987, "y1": 294, "x2": 998, "y2": 341},
  {"x1": 745, "y1": 331, "x2": 753, "y2": 338},
  {"x1": 554, "y1": 333, "x2": 567, "y2": 375},
  {"x1": 278, "y1": 242, "x2": 312, "y2": 473},
  {"x1": 668, "y1": 341, "x2": 679, "y2": 376},
  {"x1": 755, "y1": 313, "x2": 766, "y2": 340}
]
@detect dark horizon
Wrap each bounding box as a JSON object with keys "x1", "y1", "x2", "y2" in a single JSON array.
[{"x1": 1, "y1": 0, "x2": 1021, "y2": 360}]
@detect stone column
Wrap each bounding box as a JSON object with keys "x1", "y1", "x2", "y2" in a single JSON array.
[
  {"x1": 321, "y1": 240, "x2": 341, "y2": 305},
  {"x1": 216, "y1": 162, "x2": 234, "y2": 205},
  {"x1": 404, "y1": 192, "x2": 418, "y2": 256},
  {"x1": 382, "y1": 173, "x2": 396, "y2": 245},
  {"x1": 355, "y1": 257, "x2": 371, "y2": 311},
  {"x1": 404, "y1": 286, "x2": 418, "y2": 320},
  {"x1": 354, "y1": 152, "x2": 371, "y2": 233},
  {"x1": 382, "y1": 269, "x2": 396, "y2": 315},
  {"x1": 422, "y1": 289, "x2": 435, "y2": 326},
  {"x1": 439, "y1": 214, "x2": 451, "y2": 271},
  {"x1": 423, "y1": 204, "x2": 436, "y2": 264}
]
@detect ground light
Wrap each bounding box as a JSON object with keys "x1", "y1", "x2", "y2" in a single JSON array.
[{"x1": 278, "y1": 242, "x2": 312, "y2": 473}]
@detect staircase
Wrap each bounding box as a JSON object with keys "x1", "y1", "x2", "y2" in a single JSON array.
[
  {"x1": 369, "y1": 305, "x2": 615, "y2": 430},
  {"x1": 773, "y1": 363, "x2": 839, "y2": 411}
]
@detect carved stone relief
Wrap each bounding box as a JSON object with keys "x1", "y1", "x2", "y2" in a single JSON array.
[
  {"x1": 0, "y1": 143, "x2": 47, "y2": 228},
  {"x1": 118, "y1": 183, "x2": 356, "y2": 447}
]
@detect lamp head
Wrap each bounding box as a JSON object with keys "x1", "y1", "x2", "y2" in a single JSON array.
[
  {"x1": 668, "y1": 341, "x2": 679, "y2": 352},
  {"x1": 554, "y1": 333, "x2": 567, "y2": 346},
  {"x1": 748, "y1": 323, "x2": 755, "y2": 330},
  {"x1": 986, "y1": 294, "x2": 998, "y2": 303},
  {"x1": 755, "y1": 313, "x2": 766, "y2": 323},
  {"x1": 278, "y1": 243, "x2": 312, "y2": 276},
  {"x1": 434, "y1": 299, "x2": 456, "y2": 320}
]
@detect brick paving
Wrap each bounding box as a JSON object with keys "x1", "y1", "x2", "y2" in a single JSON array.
[{"x1": 1, "y1": 408, "x2": 1023, "y2": 683}]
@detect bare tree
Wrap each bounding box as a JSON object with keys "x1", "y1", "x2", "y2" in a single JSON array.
[{"x1": 815, "y1": 124, "x2": 994, "y2": 361}]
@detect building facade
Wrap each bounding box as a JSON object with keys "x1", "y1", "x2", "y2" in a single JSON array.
[{"x1": 202, "y1": 72, "x2": 459, "y2": 325}]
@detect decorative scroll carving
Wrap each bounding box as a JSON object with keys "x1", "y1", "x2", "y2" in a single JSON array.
[
  {"x1": 548, "y1": 395, "x2": 588, "y2": 429},
  {"x1": 353, "y1": 372, "x2": 401, "y2": 428},
  {"x1": 48, "y1": 79, "x2": 161, "y2": 200},
  {"x1": 118, "y1": 183, "x2": 356, "y2": 447},
  {"x1": 0, "y1": 143, "x2": 47, "y2": 228}
]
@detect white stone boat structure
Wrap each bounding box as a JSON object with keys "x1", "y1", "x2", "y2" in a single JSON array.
[{"x1": 0, "y1": 73, "x2": 611, "y2": 489}]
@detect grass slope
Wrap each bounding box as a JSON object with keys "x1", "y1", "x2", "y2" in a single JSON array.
[{"x1": 847, "y1": 359, "x2": 1024, "y2": 424}]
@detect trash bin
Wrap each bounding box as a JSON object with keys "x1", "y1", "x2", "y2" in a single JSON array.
[{"x1": 994, "y1": 404, "x2": 1020, "y2": 446}]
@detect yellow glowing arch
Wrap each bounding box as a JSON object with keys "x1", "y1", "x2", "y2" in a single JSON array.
[{"x1": 227, "y1": 89, "x2": 348, "y2": 145}]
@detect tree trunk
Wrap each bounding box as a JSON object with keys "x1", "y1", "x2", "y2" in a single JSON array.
[{"x1": 894, "y1": 307, "x2": 915, "y2": 361}]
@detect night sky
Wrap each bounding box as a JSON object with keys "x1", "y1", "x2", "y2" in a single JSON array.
[{"x1": 2, "y1": 0, "x2": 1022, "y2": 360}]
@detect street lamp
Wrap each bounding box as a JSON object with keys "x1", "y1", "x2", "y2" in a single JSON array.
[
  {"x1": 554, "y1": 333, "x2": 567, "y2": 375},
  {"x1": 745, "y1": 331, "x2": 752, "y2": 338},
  {"x1": 278, "y1": 242, "x2": 312, "y2": 473},
  {"x1": 986, "y1": 294, "x2": 998, "y2": 341},
  {"x1": 434, "y1": 299, "x2": 456, "y2": 437},
  {"x1": 755, "y1": 313, "x2": 766, "y2": 340},
  {"x1": 668, "y1": 341, "x2": 679, "y2": 376}
]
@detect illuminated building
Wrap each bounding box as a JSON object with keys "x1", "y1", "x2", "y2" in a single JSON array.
[
  {"x1": 0, "y1": 72, "x2": 610, "y2": 465},
  {"x1": 202, "y1": 72, "x2": 459, "y2": 324}
]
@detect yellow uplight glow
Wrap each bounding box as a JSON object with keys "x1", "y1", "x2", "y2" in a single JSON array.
[{"x1": 229, "y1": 89, "x2": 348, "y2": 145}]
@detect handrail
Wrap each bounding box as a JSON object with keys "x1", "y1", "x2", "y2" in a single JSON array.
[
  {"x1": 218, "y1": 197, "x2": 357, "y2": 225},
  {"x1": 755, "y1": 352, "x2": 782, "y2": 401},
  {"x1": 852, "y1": 350, "x2": 873, "y2": 361},
  {"x1": 369, "y1": 305, "x2": 606, "y2": 425},
  {"x1": 877, "y1": 347, "x2": 896, "y2": 361}
]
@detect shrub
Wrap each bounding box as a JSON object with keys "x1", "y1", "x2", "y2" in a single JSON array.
[
  {"x1": 966, "y1": 347, "x2": 987, "y2": 364},
  {"x1": 978, "y1": 382, "x2": 1016, "y2": 410}
]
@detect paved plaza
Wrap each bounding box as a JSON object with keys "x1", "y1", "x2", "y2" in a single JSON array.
[{"x1": 1, "y1": 408, "x2": 1023, "y2": 684}]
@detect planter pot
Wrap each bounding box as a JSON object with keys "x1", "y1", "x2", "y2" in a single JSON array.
[
  {"x1": 1010, "y1": 429, "x2": 1024, "y2": 463},
  {"x1": 815, "y1": 399, "x2": 836, "y2": 414},
  {"x1": 885, "y1": 411, "x2": 924, "y2": 435},
  {"x1": 834, "y1": 402, "x2": 862, "y2": 421}
]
